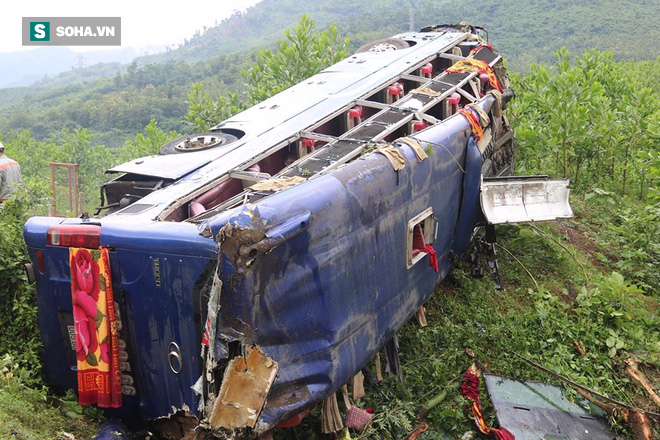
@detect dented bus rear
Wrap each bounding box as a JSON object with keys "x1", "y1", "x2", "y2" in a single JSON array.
[{"x1": 24, "y1": 24, "x2": 571, "y2": 439}]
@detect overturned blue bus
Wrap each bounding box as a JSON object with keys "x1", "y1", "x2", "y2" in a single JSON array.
[{"x1": 24, "y1": 24, "x2": 571, "y2": 439}]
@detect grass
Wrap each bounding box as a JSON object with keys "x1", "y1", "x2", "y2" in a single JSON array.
[
  {"x1": 0, "y1": 366, "x2": 99, "y2": 439},
  {"x1": 1, "y1": 199, "x2": 659, "y2": 439},
  {"x1": 276, "y1": 210, "x2": 660, "y2": 439}
]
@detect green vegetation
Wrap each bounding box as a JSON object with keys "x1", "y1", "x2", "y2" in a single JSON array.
[
  {"x1": 0, "y1": 196, "x2": 44, "y2": 377},
  {"x1": 138, "y1": 0, "x2": 660, "y2": 71},
  {"x1": 244, "y1": 15, "x2": 350, "y2": 104},
  {"x1": 186, "y1": 15, "x2": 350, "y2": 131},
  {"x1": 512, "y1": 49, "x2": 660, "y2": 292},
  {"x1": 0, "y1": 355, "x2": 99, "y2": 439},
  {"x1": 1, "y1": 0, "x2": 659, "y2": 147}
]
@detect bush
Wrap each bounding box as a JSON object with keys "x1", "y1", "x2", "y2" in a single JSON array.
[{"x1": 0, "y1": 186, "x2": 48, "y2": 382}]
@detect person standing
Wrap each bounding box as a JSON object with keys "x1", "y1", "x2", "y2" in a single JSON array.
[{"x1": 0, "y1": 141, "x2": 22, "y2": 202}]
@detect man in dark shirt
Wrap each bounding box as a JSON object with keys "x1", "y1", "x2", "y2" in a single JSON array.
[{"x1": 0, "y1": 142, "x2": 22, "y2": 202}]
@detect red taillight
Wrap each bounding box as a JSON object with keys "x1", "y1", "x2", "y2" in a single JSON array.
[
  {"x1": 47, "y1": 225, "x2": 101, "y2": 249},
  {"x1": 35, "y1": 251, "x2": 45, "y2": 273}
]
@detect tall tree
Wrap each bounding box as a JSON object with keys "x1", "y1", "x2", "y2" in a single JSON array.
[
  {"x1": 244, "y1": 14, "x2": 351, "y2": 104},
  {"x1": 185, "y1": 15, "x2": 351, "y2": 130}
]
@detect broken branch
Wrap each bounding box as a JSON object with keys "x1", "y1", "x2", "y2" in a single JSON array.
[
  {"x1": 624, "y1": 358, "x2": 660, "y2": 409},
  {"x1": 494, "y1": 243, "x2": 539, "y2": 290},
  {"x1": 512, "y1": 352, "x2": 660, "y2": 419}
]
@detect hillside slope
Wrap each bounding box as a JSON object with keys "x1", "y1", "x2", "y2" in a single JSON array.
[
  {"x1": 0, "y1": 0, "x2": 658, "y2": 146},
  {"x1": 142, "y1": 0, "x2": 660, "y2": 70}
]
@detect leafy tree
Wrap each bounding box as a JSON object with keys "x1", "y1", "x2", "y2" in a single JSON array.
[
  {"x1": 244, "y1": 14, "x2": 350, "y2": 104},
  {"x1": 184, "y1": 83, "x2": 246, "y2": 132},
  {"x1": 55, "y1": 129, "x2": 113, "y2": 203},
  {"x1": 0, "y1": 186, "x2": 49, "y2": 378},
  {"x1": 116, "y1": 119, "x2": 180, "y2": 163},
  {"x1": 646, "y1": 112, "x2": 660, "y2": 202},
  {"x1": 185, "y1": 15, "x2": 351, "y2": 131},
  {"x1": 512, "y1": 48, "x2": 659, "y2": 194}
]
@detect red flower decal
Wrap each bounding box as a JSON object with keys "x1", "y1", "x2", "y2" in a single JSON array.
[
  {"x1": 71, "y1": 249, "x2": 100, "y2": 301},
  {"x1": 72, "y1": 289, "x2": 99, "y2": 362},
  {"x1": 100, "y1": 342, "x2": 110, "y2": 364}
]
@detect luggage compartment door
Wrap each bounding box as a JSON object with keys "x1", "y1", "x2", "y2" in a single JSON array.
[{"x1": 480, "y1": 176, "x2": 573, "y2": 224}]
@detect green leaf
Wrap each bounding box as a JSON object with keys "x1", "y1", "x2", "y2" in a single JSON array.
[
  {"x1": 94, "y1": 310, "x2": 105, "y2": 328},
  {"x1": 86, "y1": 353, "x2": 99, "y2": 367}
]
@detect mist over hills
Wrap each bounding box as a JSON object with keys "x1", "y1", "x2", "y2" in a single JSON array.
[
  {"x1": 0, "y1": 0, "x2": 658, "y2": 146},
  {"x1": 0, "y1": 46, "x2": 167, "y2": 88}
]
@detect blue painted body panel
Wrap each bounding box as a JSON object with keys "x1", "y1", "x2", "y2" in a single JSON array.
[
  {"x1": 201, "y1": 111, "x2": 484, "y2": 427},
  {"x1": 23, "y1": 27, "x2": 513, "y2": 437},
  {"x1": 23, "y1": 106, "x2": 492, "y2": 428}
]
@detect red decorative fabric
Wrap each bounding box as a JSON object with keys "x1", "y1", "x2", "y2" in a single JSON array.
[
  {"x1": 458, "y1": 108, "x2": 484, "y2": 140},
  {"x1": 445, "y1": 58, "x2": 503, "y2": 93},
  {"x1": 70, "y1": 247, "x2": 122, "y2": 408},
  {"x1": 411, "y1": 225, "x2": 439, "y2": 272},
  {"x1": 461, "y1": 371, "x2": 515, "y2": 440},
  {"x1": 469, "y1": 44, "x2": 494, "y2": 55},
  {"x1": 422, "y1": 245, "x2": 438, "y2": 273},
  {"x1": 412, "y1": 224, "x2": 426, "y2": 256},
  {"x1": 345, "y1": 406, "x2": 374, "y2": 431}
]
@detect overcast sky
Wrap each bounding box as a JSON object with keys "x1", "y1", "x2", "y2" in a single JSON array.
[{"x1": 0, "y1": 0, "x2": 263, "y2": 53}]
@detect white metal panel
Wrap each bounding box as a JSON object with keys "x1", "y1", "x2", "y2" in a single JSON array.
[{"x1": 481, "y1": 177, "x2": 573, "y2": 224}]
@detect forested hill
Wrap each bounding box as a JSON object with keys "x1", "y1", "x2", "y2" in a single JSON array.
[
  {"x1": 0, "y1": 0, "x2": 658, "y2": 146},
  {"x1": 142, "y1": 0, "x2": 660, "y2": 70}
]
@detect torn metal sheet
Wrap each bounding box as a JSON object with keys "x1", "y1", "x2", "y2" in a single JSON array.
[
  {"x1": 481, "y1": 176, "x2": 573, "y2": 224},
  {"x1": 23, "y1": 23, "x2": 566, "y2": 440},
  {"x1": 218, "y1": 208, "x2": 311, "y2": 269},
  {"x1": 209, "y1": 346, "x2": 278, "y2": 431},
  {"x1": 483, "y1": 374, "x2": 615, "y2": 440}
]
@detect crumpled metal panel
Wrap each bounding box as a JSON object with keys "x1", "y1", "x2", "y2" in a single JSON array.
[
  {"x1": 202, "y1": 109, "x2": 482, "y2": 432},
  {"x1": 209, "y1": 346, "x2": 278, "y2": 431},
  {"x1": 481, "y1": 176, "x2": 573, "y2": 224},
  {"x1": 483, "y1": 374, "x2": 615, "y2": 440}
]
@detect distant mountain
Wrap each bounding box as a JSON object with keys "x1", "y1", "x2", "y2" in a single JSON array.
[
  {"x1": 0, "y1": 0, "x2": 658, "y2": 147},
  {"x1": 0, "y1": 46, "x2": 165, "y2": 88},
  {"x1": 136, "y1": 0, "x2": 660, "y2": 71}
]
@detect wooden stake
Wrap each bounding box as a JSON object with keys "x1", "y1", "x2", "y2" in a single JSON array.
[
  {"x1": 374, "y1": 353, "x2": 383, "y2": 382},
  {"x1": 352, "y1": 371, "x2": 365, "y2": 400},
  {"x1": 416, "y1": 306, "x2": 427, "y2": 327}
]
